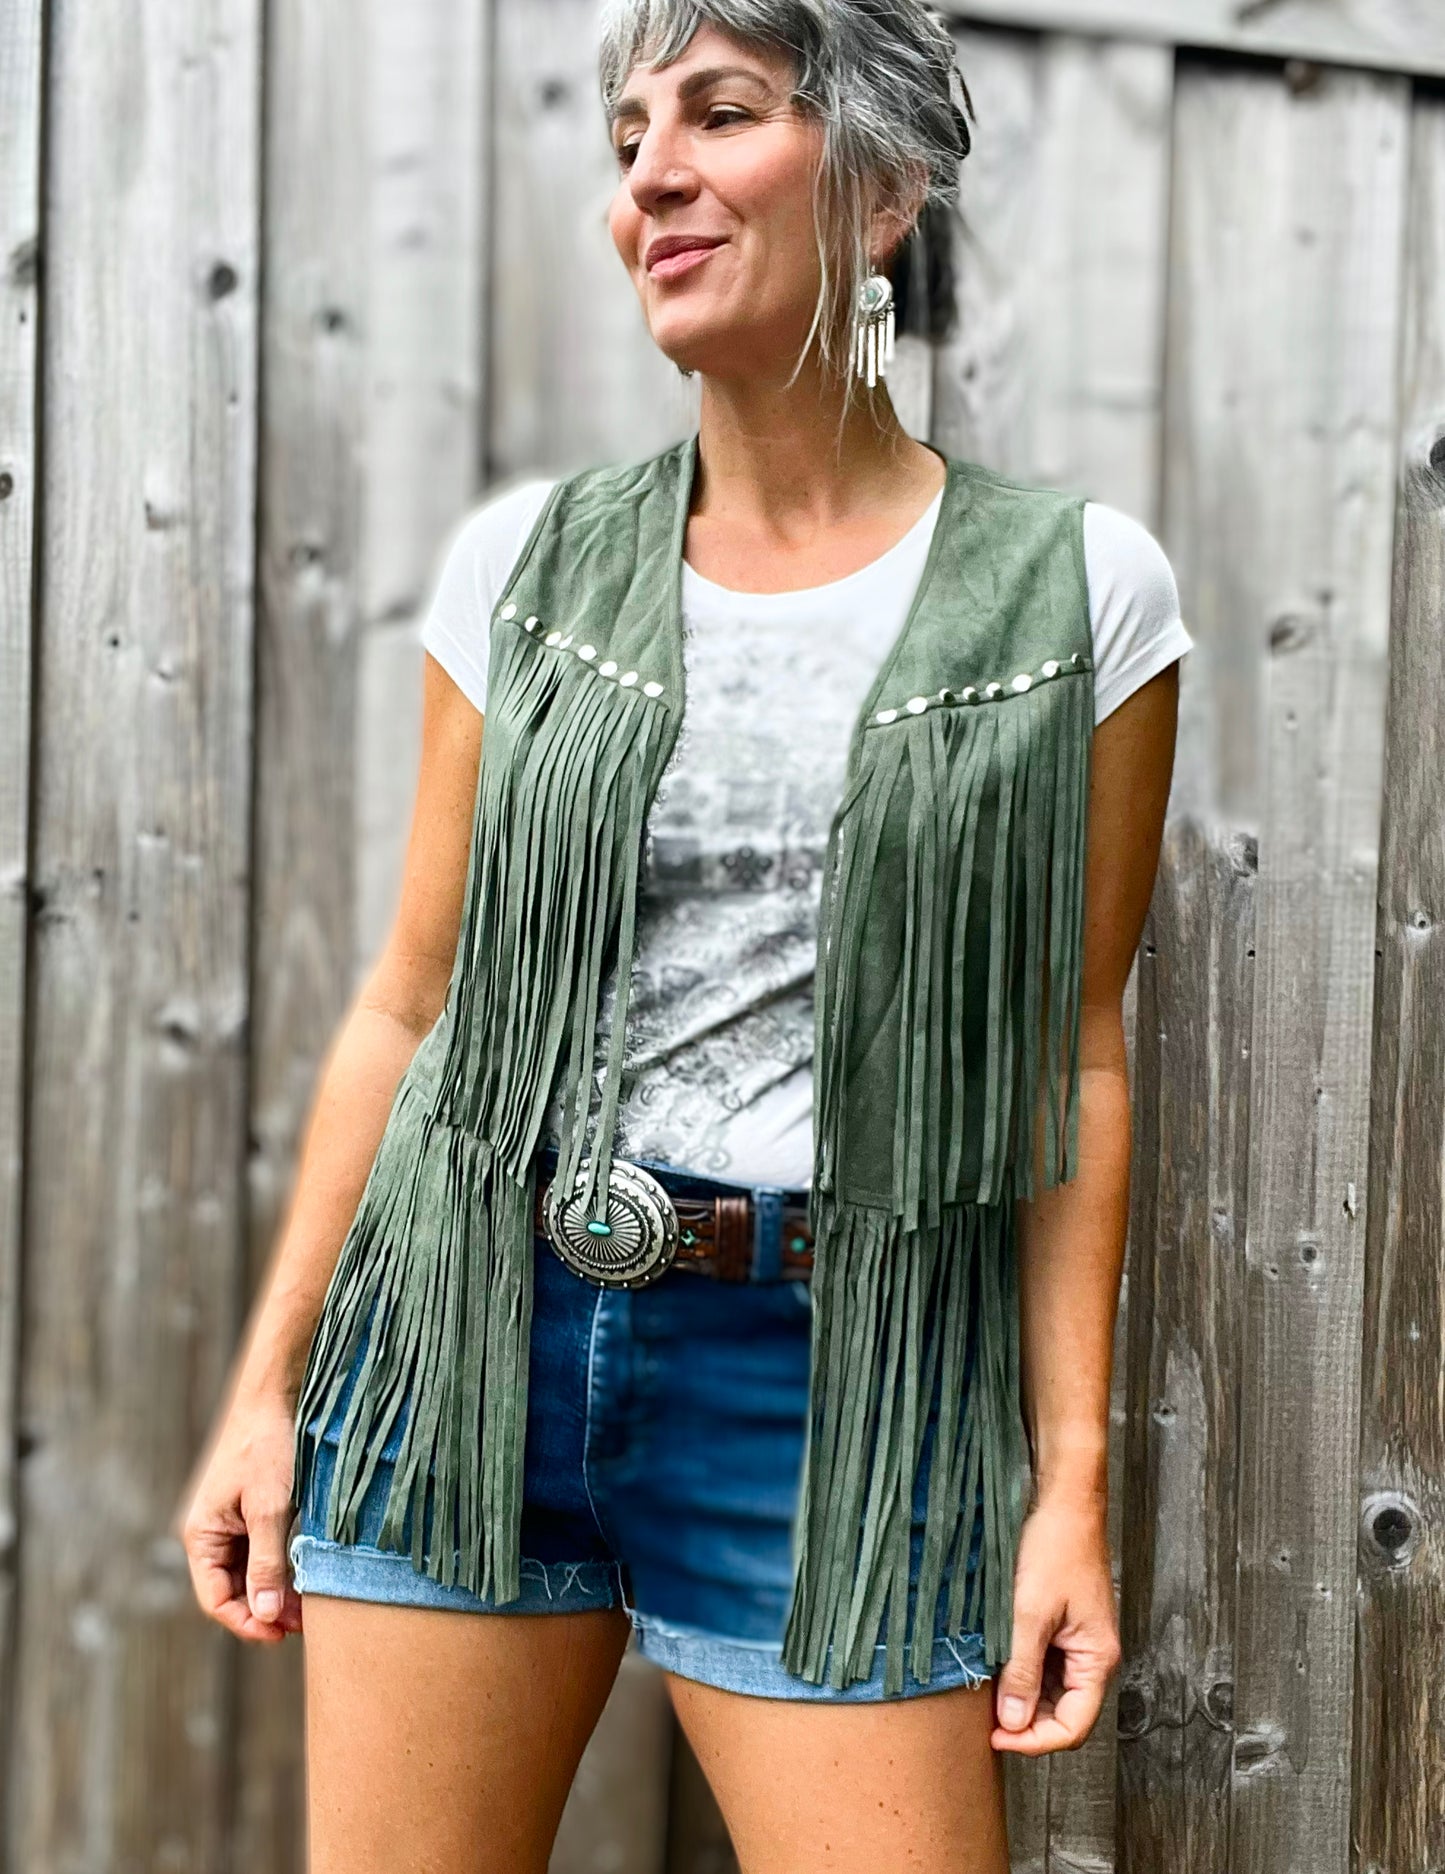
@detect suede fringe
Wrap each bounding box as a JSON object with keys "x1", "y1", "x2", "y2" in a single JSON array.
[
  {"x1": 780, "y1": 1192, "x2": 1024, "y2": 1695},
  {"x1": 291, "y1": 623, "x2": 675, "y2": 1604},
  {"x1": 783, "y1": 671, "x2": 1092, "y2": 1690}
]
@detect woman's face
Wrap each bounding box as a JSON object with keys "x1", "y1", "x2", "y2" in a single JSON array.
[{"x1": 607, "y1": 25, "x2": 828, "y2": 381}]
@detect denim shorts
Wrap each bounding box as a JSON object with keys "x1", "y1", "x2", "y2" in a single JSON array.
[{"x1": 290, "y1": 1155, "x2": 994, "y2": 1702}]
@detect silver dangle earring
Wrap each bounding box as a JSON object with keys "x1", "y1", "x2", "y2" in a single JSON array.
[{"x1": 854, "y1": 271, "x2": 895, "y2": 387}]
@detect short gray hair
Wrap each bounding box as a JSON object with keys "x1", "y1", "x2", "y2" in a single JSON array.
[{"x1": 596, "y1": 0, "x2": 974, "y2": 412}]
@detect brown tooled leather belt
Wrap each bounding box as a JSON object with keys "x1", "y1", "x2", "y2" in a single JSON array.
[{"x1": 532, "y1": 1179, "x2": 815, "y2": 1282}]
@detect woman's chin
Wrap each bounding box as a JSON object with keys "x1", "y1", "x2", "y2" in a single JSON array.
[{"x1": 651, "y1": 332, "x2": 799, "y2": 387}]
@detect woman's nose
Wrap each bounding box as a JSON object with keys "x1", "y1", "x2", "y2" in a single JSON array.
[{"x1": 627, "y1": 122, "x2": 701, "y2": 213}]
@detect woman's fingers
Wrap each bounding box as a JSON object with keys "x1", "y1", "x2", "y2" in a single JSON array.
[
  {"x1": 989, "y1": 1498, "x2": 1122, "y2": 1755},
  {"x1": 992, "y1": 1597, "x2": 1054, "y2": 1734},
  {"x1": 179, "y1": 1394, "x2": 304, "y2": 1644},
  {"x1": 243, "y1": 1488, "x2": 304, "y2": 1633},
  {"x1": 990, "y1": 1666, "x2": 1108, "y2": 1754},
  {"x1": 183, "y1": 1514, "x2": 288, "y2": 1642}
]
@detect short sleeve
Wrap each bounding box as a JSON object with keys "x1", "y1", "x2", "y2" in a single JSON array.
[
  {"x1": 1083, "y1": 501, "x2": 1194, "y2": 726},
  {"x1": 418, "y1": 475, "x2": 558, "y2": 714}
]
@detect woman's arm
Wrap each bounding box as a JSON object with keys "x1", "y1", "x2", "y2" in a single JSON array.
[
  {"x1": 991, "y1": 660, "x2": 1182, "y2": 1753},
  {"x1": 175, "y1": 654, "x2": 484, "y2": 1642}
]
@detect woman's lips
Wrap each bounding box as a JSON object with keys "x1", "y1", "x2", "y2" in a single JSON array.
[{"x1": 648, "y1": 243, "x2": 721, "y2": 281}]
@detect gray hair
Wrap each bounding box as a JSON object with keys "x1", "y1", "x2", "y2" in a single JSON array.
[{"x1": 596, "y1": 0, "x2": 974, "y2": 415}]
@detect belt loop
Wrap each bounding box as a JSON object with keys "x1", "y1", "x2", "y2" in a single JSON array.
[{"x1": 751, "y1": 1187, "x2": 784, "y2": 1282}]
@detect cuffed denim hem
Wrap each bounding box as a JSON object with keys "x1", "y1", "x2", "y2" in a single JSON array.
[
  {"x1": 288, "y1": 1532, "x2": 623, "y2": 1614},
  {"x1": 627, "y1": 1608, "x2": 995, "y2": 1702}
]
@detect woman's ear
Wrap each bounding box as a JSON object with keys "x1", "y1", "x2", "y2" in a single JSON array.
[{"x1": 867, "y1": 162, "x2": 930, "y2": 270}]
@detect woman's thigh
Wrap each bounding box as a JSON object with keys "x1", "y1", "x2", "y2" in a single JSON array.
[
  {"x1": 302, "y1": 1593, "x2": 632, "y2": 1874},
  {"x1": 664, "y1": 1673, "x2": 1008, "y2": 1874}
]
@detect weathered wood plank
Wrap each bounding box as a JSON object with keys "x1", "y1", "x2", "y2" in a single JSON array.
[
  {"x1": 489, "y1": 0, "x2": 693, "y2": 478},
  {"x1": 0, "y1": 0, "x2": 41, "y2": 1820},
  {"x1": 948, "y1": 0, "x2": 1445, "y2": 81},
  {"x1": 1353, "y1": 89, "x2": 1445, "y2": 1872},
  {"x1": 934, "y1": 25, "x2": 1173, "y2": 523},
  {"x1": 1116, "y1": 818, "x2": 1255, "y2": 1874},
  {"x1": 930, "y1": 26, "x2": 1171, "y2": 1867},
  {"x1": 1159, "y1": 55, "x2": 1408, "y2": 1874},
  {"x1": 12, "y1": 0, "x2": 261, "y2": 1865},
  {"x1": 237, "y1": 0, "x2": 368, "y2": 1865},
  {"x1": 355, "y1": 0, "x2": 492, "y2": 972}
]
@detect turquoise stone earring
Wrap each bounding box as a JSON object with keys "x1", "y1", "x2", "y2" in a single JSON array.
[{"x1": 854, "y1": 272, "x2": 895, "y2": 386}]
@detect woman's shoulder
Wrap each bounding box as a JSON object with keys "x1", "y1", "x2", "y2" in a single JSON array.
[
  {"x1": 418, "y1": 476, "x2": 560, "y2": 715},
  {"x1": 1081, "y1": 500, "x2": 1194, "y2": 726},
  {"x1": 449, "y1": 475, "x2": 562, "y2": 586}
]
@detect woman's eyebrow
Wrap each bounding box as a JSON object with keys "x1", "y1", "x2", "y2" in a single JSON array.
[{"x1": 611, "y1": 65, "x2": 774, "y2": 127}]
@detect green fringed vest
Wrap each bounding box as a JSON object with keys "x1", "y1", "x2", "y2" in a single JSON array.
[{"x1": 291, "y1": 430, "x2": 1095, "y2": 1696}]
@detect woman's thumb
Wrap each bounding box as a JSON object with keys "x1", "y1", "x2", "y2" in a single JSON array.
[
  {"x1": 995, "y1": 1603, "x2": 1049, "y2": 1730},
  {"x1": 245, "y1": 1494, "x2": 295, "y2": 1623}
]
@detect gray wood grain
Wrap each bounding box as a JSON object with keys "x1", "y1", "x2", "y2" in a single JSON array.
[
  {"x1": 354, "y1": 0, "x2": 492, "y2": 972},
  {"x1": 947, "y1": 0, "x2": 1445, "y2": 80},
  {"x1": 238, "y1": 0, "x2": 368, "y2": 1865},
  {"x1": 10, "y1": 1, "x2": 261, "y2": 1866},
  {"x1": 0, "y1": 0, "x2": 40, "y2": 1825},
  {"x1": 1117, "y1": 818, "x2": 1256, "y2": 1874},
  {"x1": 1353, "y1": 89, "x2": 1445, "y2": 1871},
  {"x1": 934, "y1": 25, "x2": 1173, "y2": 523},
  {"x1": 1160, "y1": 55, "x2": 1408, "y2": 1874}
]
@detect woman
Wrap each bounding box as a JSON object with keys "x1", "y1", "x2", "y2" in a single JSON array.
[{"x1": 179, "y1": 2, "x2": 1190, "y2": 1867}]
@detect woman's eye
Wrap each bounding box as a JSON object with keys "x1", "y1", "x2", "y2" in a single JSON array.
[{"x1": 616, "y1": 106, "x2": 752, "y2": 167}]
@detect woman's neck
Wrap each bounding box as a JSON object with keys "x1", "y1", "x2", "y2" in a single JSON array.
[{"x1": 683, "y1": 363, "x2": 946, "y2": 585}]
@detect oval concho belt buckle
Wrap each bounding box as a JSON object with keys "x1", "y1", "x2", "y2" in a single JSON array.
[{"x1": 541, "y1": 1156, "x2": 680, "y2": 1288}]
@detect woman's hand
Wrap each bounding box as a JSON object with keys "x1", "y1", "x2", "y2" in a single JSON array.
[
  {"x1": 175, "y1": 1388, "x2": 305, "y2": 1644},
  {"x1": 988, "y1": 1491, "x2": 1121, "y2": 1754}
]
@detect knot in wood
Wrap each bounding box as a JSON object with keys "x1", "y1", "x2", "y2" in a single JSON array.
[{"x1": 1360, "y1": 1489, "x2": 1419, "y2": 1573}]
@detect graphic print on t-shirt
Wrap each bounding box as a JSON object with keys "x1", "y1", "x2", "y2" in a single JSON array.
[{"x1": 420, "y1": 471, "x2": 1193, "y2": 1185}]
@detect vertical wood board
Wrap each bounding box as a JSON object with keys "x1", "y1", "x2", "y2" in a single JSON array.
[
  {"x1": 0, "y1": 0, "x2": 42, "y2": 1827},
  {"x1": 1159, "y1": 56, "x2": 1408, "y2": 1874},
  {"x1": 12, "y1": 1, "x2": 261, "y2": 1866},
  {"x1": 934, "y1": 26, "x2": 1172, "y2": 523},
  {"x1": 1352, "y1": 88, "x2": 1445, "y2": 1874},
  {"x1": 1117, "y1": 818, "x2": 1255, "y2": 1874},
  {"x1": 237, "y1": 0, "x2": 369, "y2": 1867}
]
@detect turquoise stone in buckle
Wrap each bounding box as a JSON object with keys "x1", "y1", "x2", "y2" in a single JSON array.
[{"x1": 540, "y1": 1156, "x2": 680, "y2": 1288}]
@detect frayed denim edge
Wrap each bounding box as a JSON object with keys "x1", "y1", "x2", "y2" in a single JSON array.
[
  {"x1": 288, "y1": 1532, "x2": 622, "y2": 1614},
  {"x1": 628, "y1": 1607, "x2": 996, "y2": 1702}
]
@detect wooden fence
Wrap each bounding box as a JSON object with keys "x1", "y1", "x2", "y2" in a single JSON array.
[{"x1": 1, "y1": 0, "x2": 1442, "y2": 1867}]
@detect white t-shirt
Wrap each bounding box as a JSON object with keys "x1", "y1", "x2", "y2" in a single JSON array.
[{"x1": 420, "y1": 473, "x2": 1193, "y2": 1188}]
